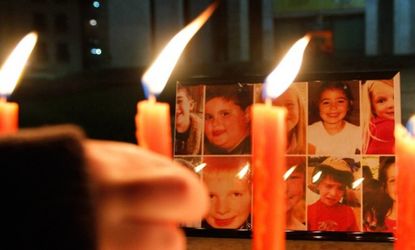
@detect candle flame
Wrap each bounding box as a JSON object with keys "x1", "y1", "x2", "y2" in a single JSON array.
[
  {"x1": 352, "y1": 177, "x2": 364, "y2": 189},
  {"x1": 0, "y1": 32, "x2": 38, "y2": 96},
  {"x1": 141, "y1": 1, "x2": 218, "y2": 97},
  {"x1": 194, "y1": 162, "x2": 207, "y2": 173},
  {"x1": 236, "y1": 162, "x2": 250, "y2": 179},
  {"x1": 283, "y1": 165, "x2": 297, "y2": 181},
  {"x1": 263, "y1": 35, "x2": 310, "y2": 100}
]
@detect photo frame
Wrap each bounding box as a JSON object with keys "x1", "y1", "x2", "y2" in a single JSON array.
[{"x1": 174, "y1": 71, "x2": 399, "y2": 242}]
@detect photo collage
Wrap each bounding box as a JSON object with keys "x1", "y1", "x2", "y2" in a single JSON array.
[{"x1": 173, "y1": 78, "x2": 398, "y2": 233}]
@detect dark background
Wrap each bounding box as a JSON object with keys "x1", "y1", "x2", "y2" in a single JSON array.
[{"x1": 1, "y1": 0, "x2": 414, "y2": 143}]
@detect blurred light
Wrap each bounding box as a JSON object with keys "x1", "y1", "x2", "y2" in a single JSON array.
[
  {"x1": 352, "y1": 177, "x2": 364, "y2": 189},
  {"x1": 89, "y1": 19, "x2": 97, "y2": 26},
  {"x1": 90, "y1": 48, "x2": 102, "y2": 55},
  {"x1": 236, "y1": 162, "x2": 250, "y2": 179},
  {"x1": 312, "y1": 170, "x2": 322, "y2": 183},
  {"x1": 194, "y1": 163, "x2": 206, "y2": 173},
  {"x1": 92, "y1": 1, "x2": 101, "y2": 8},
  {"x1": 284, "y1": 165, "x2": 297, "y2": 181}
]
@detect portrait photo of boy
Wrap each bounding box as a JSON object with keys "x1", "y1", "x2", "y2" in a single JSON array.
[{"x1": 307, "y1": 157, "x2": 361, "y2": 231}]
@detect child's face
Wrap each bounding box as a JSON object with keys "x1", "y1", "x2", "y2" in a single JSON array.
[
  {"x1": 318, "y1": 88, "x2": 349, "y2": 125},
  {"x1": 370, "y1": 82, "x2": 394, "y2": 120},
  {"x1": 205, "y1": 97, "x2": 249, "y2": 151},
  {"x1": 273, "y1": 88, "x2": 300, "y2": 132},
  {"x1": 203, "y1": 170, "x2": 251, "y2": 229},
  {"x1": 385, "y1": 163, "x2": 396, "y2": 201},
  {"x1": 317, "y1": 175, "x2": 346, "y2": 206},
  {"x1": 286, "y1": 169, "x2": 305, "y2": 211},
  {"x1": 176, "y1": 88, "x2": 194, "y2": 132}
]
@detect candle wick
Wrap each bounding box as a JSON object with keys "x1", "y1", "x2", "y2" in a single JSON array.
[
  {"x1": 265, "y1": 98, "x2": 272, "y2": 106},
  {"x1": 149, "y1": 95, "x2": 156, "y2": 104}
]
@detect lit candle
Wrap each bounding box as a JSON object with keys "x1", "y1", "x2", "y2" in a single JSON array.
[
  {"x1": 136, "y1": 1, "x2": 218, "y2": 156},
  {"x1": 252, "y1": 35, "x2": 310, "y2": 250},
  {"x1": 0, "y1": 32, "x2": 38, "y2": 135},
  {"x1": 395, "y1": 116, "x2": 415, "y2": 250}
]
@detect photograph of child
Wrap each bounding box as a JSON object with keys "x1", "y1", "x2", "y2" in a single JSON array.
[
  {"x1": 362, "y1": 156, "x2": 396, "y2": 233},
  {"x1": 174, "y1": 156, "x2": 204, "y2": 228},
  {"x1": 286, "y1": 156, "x2": 306, "y2": 230},
  {"x1": 174, "y1": 84, "x2": 204, "y2": 155},
  {"x1": 173, "y1": 77, "x2": 399, "y2": 235},
  {"x1": 201, "y1": 156, "x2": 252, "y2": 229},
  {"x1": 255, "y1": 83, "x2": 307, "y2": 154},
  {"x1": 308, "y1": 81, "x2": 361, "y2": 155},
  {"x1": 204, "y1": 85, "x2": 253, "y2": 155},
  {"x1": 307, "y1": 157, "x2": 361, "y2": 231},
  {"x1": 361, "y1": 80, "x2": 395, "y2": 154}
]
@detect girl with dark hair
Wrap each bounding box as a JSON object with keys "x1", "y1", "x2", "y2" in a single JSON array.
[
  {"x1": 308, "y1": 81, "x2": 361, "y2": 155},
  {"x1": 377, "y1": 157, "x2": 396, "y2": 233}
]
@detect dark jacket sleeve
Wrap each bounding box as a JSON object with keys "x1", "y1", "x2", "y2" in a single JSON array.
[{"x1": 0, "y1": 125, "x2": 95, "y2": 250}]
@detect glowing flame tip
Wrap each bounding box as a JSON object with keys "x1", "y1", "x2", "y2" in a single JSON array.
[
  {"x1": 263, "y1": 34, "x2": 310, "y2": 100},
  {"x1": 141, "y1": 2, "x2": 218, "y2": 97},
  {"x1": 0, "y1": 32, "x2": 38, "y2": 96}
]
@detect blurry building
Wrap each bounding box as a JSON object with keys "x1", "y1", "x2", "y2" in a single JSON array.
[
  {"x1": 0, "y1": 0, "x2": 414, "y2": 77},
  {"x1": 0, "y1": 0, "x2": 109, "y2": 77}
]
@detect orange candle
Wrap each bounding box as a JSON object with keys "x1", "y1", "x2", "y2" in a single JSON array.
[
  {"x1": 136, "y1": 96, "x2": 172, "y2": 156},
  {"x1": 0, "y1": 98, "x2": 18, "y2": 134},
  {"x1": 0, "y1": 32, "x2": 37, "y2": 135},
  {"x1": 135, "y1": 2, "x2": 217, "y2": 156},
  {"x1": 252, "y1": 102, "x2": 287, "y2": 250},
  {"x1": 252, "y1": 35, "x2": 310, "y2": 250},
  {"x1": 395, "y1": 117, "x2": 415, "y2": 250}
]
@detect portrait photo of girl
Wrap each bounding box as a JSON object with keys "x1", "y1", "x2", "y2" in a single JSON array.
[
  {"x1": 308, "y1": 81, "x2": 361, "y2": 155},
  {"x1": 255, "y1": 82, "x2": 307, "y2": 155},
  {"x1": 361, "y1": 80, "x2": 395, "y2": 154},
  {"x1": 285, "y1": 156, "x2": 306, "y2": 230},
  {"x1": 362, "y1": 156, "x2": 396, "y2": 233}
]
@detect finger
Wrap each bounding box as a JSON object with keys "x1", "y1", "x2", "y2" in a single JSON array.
[{"x1": 85, "y1": 140, "x2": 208, "y2": 223}]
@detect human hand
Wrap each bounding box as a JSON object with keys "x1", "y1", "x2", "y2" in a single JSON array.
[{"x1": 85, "y1": 140, "x2": 208, "y2": 250}]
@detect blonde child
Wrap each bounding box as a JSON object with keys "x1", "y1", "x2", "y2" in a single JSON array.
[
  {"x1": 256, "y1": 83, "x2": 307, "y2": 154},
  {"x1": 286, "y1": 156, "x2": 306, "y2": 230},
  {"x1": 361, "y1": 80, "x2": 395, "y2": 154}
]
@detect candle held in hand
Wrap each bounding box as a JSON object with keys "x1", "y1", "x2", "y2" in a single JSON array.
[{"x1": 136, "y1": 96, "x2": 172, "y2": 156}]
